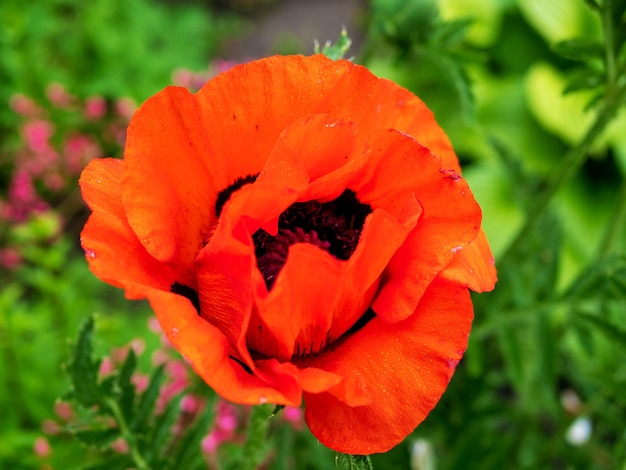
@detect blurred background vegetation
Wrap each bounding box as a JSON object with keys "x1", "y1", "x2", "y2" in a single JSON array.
[{"x1": 1, "y1": 0, "x2": 625, "y2": 468}]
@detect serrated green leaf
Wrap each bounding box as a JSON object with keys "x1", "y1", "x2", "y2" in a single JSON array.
[
  {"x1": 68, "y1": 316, "x2": 103, "y2": 407},
  {"x1": 171, "y1": 400, "x2": 215, "y2": 469},
  {"x1": 130, "y1": 364, "x2": 164, "y2": 432},
  {"x1": 73, "y1": 428, "x2": 120, "y2": 447},
  {"x1": 117, "y1": 349, "x2": 137, "y2": 424},
  {"x1": 553, "y1": 38, "x2": 604, "y2": 61},
  {"x1": 336, "y1": 454, "x2": 374, "y2": 470},
  {"x1": 314, "y1": 28, "x2": 352, "y2": 61},
  {"x1": 142, "y1": 394, "x2": 183, "y2": 465}
]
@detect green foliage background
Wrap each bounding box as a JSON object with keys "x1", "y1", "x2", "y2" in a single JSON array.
[{"x1": 1, "y1": 0, "x2": 625, "y2": 468}]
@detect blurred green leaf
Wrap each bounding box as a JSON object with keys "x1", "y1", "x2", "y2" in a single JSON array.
[
  {"x1": 553, "y1": 38, "x2": 604, "y2": 60},
  {"x1": 573, "y1": 312, "x2": 626, "y2": 351},
  {"x1": 73, "y1": 428, "x2": 120, "y2": 447},
  {"x1": 80, "y1": 454, "x2": 135, "y2": 470},
  {"x1": 563, "y1": 67, "x2": 604, "y2": 94},
  {"x1": 565, "y1": 254, "x2": 626, "y2": 300}
]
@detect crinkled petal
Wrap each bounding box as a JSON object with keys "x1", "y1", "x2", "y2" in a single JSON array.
[
  {"x1": 302, "y1": 277, "x2": 473, "y2": 454},
  {"x1": 146, "y1": 288, "x2": 300, "y2": 406},
  {"x1": 440, "y1": 229, "x2": 497, "y2": 292},
  {"x1": 79, "y1": 158, "x2": 182, "y2": 296},
  {"x1": 122, "y1": 87, "x2": 217, "y2": 267},
  {"x1": 350, "y1": 130, "x2": 481, "y2": 322}
]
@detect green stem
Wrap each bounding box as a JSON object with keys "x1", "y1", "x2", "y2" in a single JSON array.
[
  {"x1": 603, "y1": 0, "x2": 616, "y2": 88},
  {"x1": 597, "y1": 178, "x2": 626, "y2": 257},
  {"x1": 500, "y1": 81, "x2": 626, "y2": 264},
  {"x1": 106, "y1": 398, "x2": 149, "y2": 470},
  {"x1": 241, "y1": 404, "x2": 272, "y2": 470}
]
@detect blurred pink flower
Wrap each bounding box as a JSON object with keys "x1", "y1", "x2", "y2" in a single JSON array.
[
  {"x1": 180, "y1": 394, "x2": 201, "y2": 414},
  {"x1": 0, "y1": 248, "x2": 22, "y2": 269},
  {"x1": 63, "y1": 134, "x2": 102, "y2": 174},
  {"x1": 99, "y1": 356, "x2": 115, "y2": 377},
  {"x1": 10, "y1": 93, "x2": 39, "y2": 116},
  {"x1": 283, "y1": 406, "x2": 304, "y2": 429},
  {"x1": 33, "y1": 437, "x2": 51, "y2": 458},
  {"x1": 111, "y1": 437, "x2": 129, "y2": 454},
  {"x1": 22, "y1": 120, "x2": 54, "y2": 154},
  {"x1": 85, "y1": 96, "x2": 107, "y2": 120},
  {"x1": 54, "y1": 401, "x2": 74, "y2": 422},
  {"x1": 115, "y1": 97, "x2": 137, "y2": 120},
  {"x1": 132, "y1": 372, "x2": 150, "y2": 393},
  {"x1": 46, "y1": 83, "x2": 72, "y2": 108},
  {"x1": 41, "y1": 419, "x2": 60, "y2": 436}
]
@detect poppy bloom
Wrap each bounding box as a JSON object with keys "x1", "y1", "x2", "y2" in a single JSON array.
[{"x1": 80, "y1": 54, "x2": 496, "y2": 454}]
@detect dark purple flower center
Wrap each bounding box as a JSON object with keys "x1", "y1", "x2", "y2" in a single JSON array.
[
  {"x1": 214, "y1": 175, "x2": 372, "y2": 290},
  {"x1": 253, "y1": 190, "x2": 372, "y2": 290}
]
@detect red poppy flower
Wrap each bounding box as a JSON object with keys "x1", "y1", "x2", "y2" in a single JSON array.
[{"x1": 79, "y1": 54, "x2": 496, "y2": 454}]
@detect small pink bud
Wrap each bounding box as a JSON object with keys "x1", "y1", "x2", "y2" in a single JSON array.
[
  {"x1": 132, "y1": 373, "x2": 149, "y2": 394},
  {"x1": 54, "y1": 401, "x2": 74, "y2": 422},
  {"x1": 147, "y1": 317, "x2": 162, "y2": 333},
  {"x1": 111, "y1": 437, "x2": 129, "y2": 454},
  {"x1": 151, "y1": 349, "x2": 169, "y2": 366},
  {"x1": 130, "y1": 338, "x2": 146, "y2": 356},
  {"x1": 99, "y1": 356, "x2": 115, "y2": 377},
  {"x1": 201, "y1": 432, "x2": 219, "y2": 454},
  {"x1": 84, "y1": 96, "x2": 107, "y2": 120},
  {"x1": 180, "y1": 394, "x2": 200, "y2": 414},
  {"x1": 0, "y1": 248, "x2": 22, "y2": 269},
  {"x1": 42, "y1": 419, "x2": 60, "y2": 435},
  {"x1": 115, "y1": 97, "x2": 136, "y2": 120},
  {"x1": 283, "y1": 406, "x2": 303, "y2": 428},
  {"x1": 10, "y1": 93, "x2": 38, "y2": 116},
  {"x1": 33, "y1": 437, "x2": 51, "y2": 457},
  {"x1": 46, "y1": 82, "x2": 72, "y2": 108}
]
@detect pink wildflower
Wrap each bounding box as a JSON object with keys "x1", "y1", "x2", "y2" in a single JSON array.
[
  {"x1": 46, "y1": 83, "x2": 72, "y2": 108},
  {"x1": 84, "y1": 96, "x2": 107, "y2": 120},
  {"x1": 21, "y1": 120, "x2": 54, "y2": 154},
  {"x1": 33, "y1": 437, "x2": 51, "y2": 458},
  {"x1": 54, "y1": 401, "x2": 74, "y2": 422},
  {"x1": 10, "y1": 93, "x2": 39, "y2": 116}
]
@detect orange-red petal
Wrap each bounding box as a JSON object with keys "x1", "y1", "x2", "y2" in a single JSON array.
[
  {"x1": 302, "y1": 277, "x2": 473, "y2": 454},
  {"x1": 145, "y1": 287, "x2": 301, "y2": 406},
  {"x1": 79, "y1": 158, "x2": 179, "y2": 295},
  {"x1": 350, "y1": 130, "x2": 481, "y2": 322},
  {"x1": 122, "y1": 87, "x2": 217, "y2": 268},
  {"x1": 440, "y1": 229, "x2": 497, "y2": 292}
]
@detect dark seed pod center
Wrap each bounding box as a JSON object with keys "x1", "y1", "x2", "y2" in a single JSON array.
[{"x1": 253, "y1": 189, "x2": 372, "y2": 290}]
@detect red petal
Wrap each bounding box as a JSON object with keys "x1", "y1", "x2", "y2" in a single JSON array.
[
  {"x1": 440, "y1": 229, "x2": 497, "y2": 292},
  {"x1": 122, "y1": 87, "x2": 217, "y2": 267},
  {"x1": 146, "y1": 288, "x2": 301, "y2": 406},
  {"x1": 258, "y1": 114, "x2": 358, "y2": 189},
  {"x1": 315, "y1": 59, "x2": 462, "y2": 173},
  {"x1": 351, "y1": 130, "x2": 481, "y2": 323},
  {"x1": 302, "y1": 277, "x2": 473, "y2": 454},
  {"x1": 79, "y1": 158, "x2": 180, "y2": 295}
]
